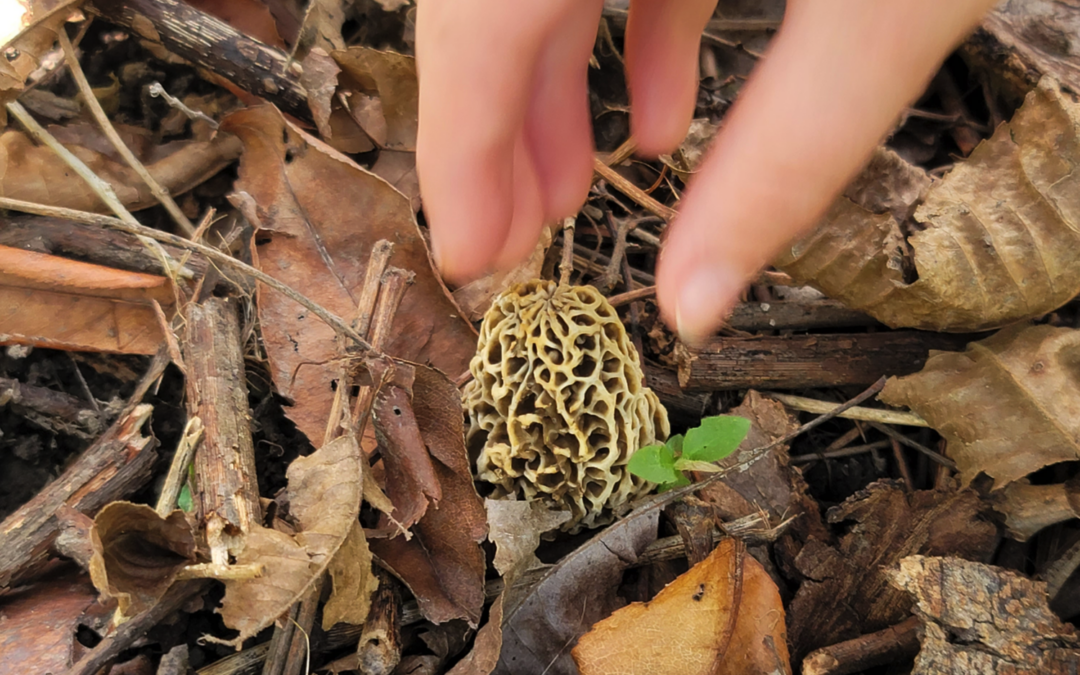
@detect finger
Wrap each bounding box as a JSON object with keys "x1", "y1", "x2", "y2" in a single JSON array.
[
  {"x1": 624, "y1": 0, "x2": 718, "y2": 156},
  {"x1": 492, "y1": 135, "x2": 547, "y2": 270},
  {"x1": 415, "y1": 0, "x2": 575, "y2": 283},
  {"x1": 656, "y1": 0, "x2": 999, "y2": 343},
  {"x1": 523, "y1": 0, "x2": 605, "y2": 222}
]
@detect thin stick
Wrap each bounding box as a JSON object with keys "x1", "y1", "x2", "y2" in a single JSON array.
[
  {"x1": 58, "y1": 30, "x2": 196, "y2": 236},
  {"x1": 0, "y1": 197, "x2": 371, "y2": 350},
  {"x1": 790, "y1": 440, "x2": 893, "y2": 465},
  {"x1": 608, "y1": 285, "x2": 656, "y2": 307},
  {"x1": 765, "y1": 392, "x2": 929, "y2": 427},
  {"x1": 867, "y1": 420, "x2": 955, "y2": 469},
  {"x1": 559, "y1": 216, "x2": 576, "y2": 286},
  {"x1": 156, "y1": 416, "x2": 203, "y2": 516},
  {"x1": 593, "y1": 157, "x2": 678, "y2": 221}
]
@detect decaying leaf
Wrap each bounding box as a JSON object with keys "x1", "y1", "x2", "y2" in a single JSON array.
[
  {"x1": 452, "y1": 227, "x2": 553, "y2": 322},
  {"x1": 890, "y1": 555, "x2": 1080, "y2": 673},
  {"x1": 778, "y1": 78, "x2": 1080, "y2": 332},
  {"x1": 573, "y1": 538, "x2": 791, "y2": 675},
  {"x1": 219, "y1": 435, "x2": 362, "y2": 643},
  {"x1": 221, "y1": 105, "x2": 475, "y2": 447},
  {"x1": 333, "y1": 47, "x2": 420, "y2": 204},
  {"x1": 88, "y1": 502, "x2": 195, "y2": 617},
  {"x1": 371, "y1": 365, "x2": 487, "y2": 627},
  {"x1": 880, "y1": 323, "x2": 1080, "y2": 488},
  {"x1": 786, "y1": 481, "x2": 997, "y2": 660},
  {"x1": 0, "y1": 572, "x2": 98, "y2": 673},
  {"x1": 0, "y1": 123, "x2": 241, "y2": 212},
  {"x1": 493, "y1": 503, "x2": 659, "y2": 675},
  {"x1": 322, "y1": 522, "x2": 380, "y2": 629},
  {"x1": 0, "y1": 245, "x2": 174, "y2": 354},
  {"x1": 0, "y1": 0, "x2": 80, "y2": 125},
  {"x1": 993, "y1": 479, "x2": 1080, "y2": 542}
]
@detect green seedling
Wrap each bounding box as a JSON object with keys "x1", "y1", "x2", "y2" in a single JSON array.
[{"x1": 628, "y1": 415, "x2": 751, "y2": 491}]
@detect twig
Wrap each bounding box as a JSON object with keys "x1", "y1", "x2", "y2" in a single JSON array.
[
  {"x1": 608, "y1": 285, "x2": 656, "y2": 307},
  {"x1": 0, "y1": 197, "x2": 371, "y2": 350},
  {"x1": 58, "y1": 30, "x2": 197, "y2": 236},
  {"x1": 156, "y1": 416, "x2": 203, "y2": 516},
  {"x1": 866, "y1": 421, "x2": 955, "y2": 469},
  {"x1": 559, "y1": 217, "x2": 576, "y2": 286},
  {"x1": 148, "y1": 81, "x2": 219, "y2": 129},
  {"x1": 790, "y1": 440, "x2": 893, "y2": 465},
  {"x1": 765, "y1": 392, "x2": 929, "y2": 427},
  {"x1": 592, "y1": 156, "x2": 678, "y2": 221}
]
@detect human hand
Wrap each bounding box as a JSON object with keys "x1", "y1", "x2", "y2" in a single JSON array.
[{"x1": 415, "y1": 0, "x2": 999, "y2": 343}]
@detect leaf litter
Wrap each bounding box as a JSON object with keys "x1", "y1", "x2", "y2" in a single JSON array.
[{"x1": 7, "y1": 4, "x2": 1080, "y2": 675}]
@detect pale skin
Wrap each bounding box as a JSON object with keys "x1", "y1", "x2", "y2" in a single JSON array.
[{"x1": 415, "y1": 0, "x2": 1000, "y2": 343}]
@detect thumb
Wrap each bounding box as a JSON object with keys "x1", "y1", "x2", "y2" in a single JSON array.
[{"x1": 656, "y1": 0, "x2": 997, "y2": 343}]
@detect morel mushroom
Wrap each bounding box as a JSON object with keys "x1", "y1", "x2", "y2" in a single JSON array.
[{"x1": 463, "y1": 280, "x2": 670, "y2": 532}]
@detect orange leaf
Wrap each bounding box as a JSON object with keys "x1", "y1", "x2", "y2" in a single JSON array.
[
  {"x1": 0, "y1": 245, "x2": 173, "y2": 354},
  {"x1": 572, "y1": 538, "x2": 791, "y2": 675}
]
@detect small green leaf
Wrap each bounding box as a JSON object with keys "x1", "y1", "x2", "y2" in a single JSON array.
[
  {"x1": 657, "y1": 473, "x2": 691, "y2": 492},
  {"x1": 178, "y1": 483, "x2": 194, "y2": 513},
  {"x1": 628, "y1": 444, "x2": 681, "y2": 484},
  {"x1": 682, "y1": 415, "x2": 751, "y2": 463},
  {"x1": 666, "y1": 434, "x2": 684, "y2": 456}
]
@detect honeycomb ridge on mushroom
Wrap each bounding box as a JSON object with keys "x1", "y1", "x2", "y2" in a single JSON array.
[{"x1": 463, "y1": 280, "x2": 670, "y2": 532}]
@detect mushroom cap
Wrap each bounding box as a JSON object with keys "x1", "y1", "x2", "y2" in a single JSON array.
[{"x1": 463, "y1": 280, "x2": 670, "y2": 532}]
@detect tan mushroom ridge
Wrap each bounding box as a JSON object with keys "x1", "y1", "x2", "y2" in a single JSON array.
[{"x1": 463, "y1": 280, "x2": 670, "y2": 532}]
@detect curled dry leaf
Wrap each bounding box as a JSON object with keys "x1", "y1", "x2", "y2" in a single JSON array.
[
  {"x1": 778, "y1": 78, "x2": 1080, "y2": 332},
  {"x1": 573, "y1": 538, "x2": 791, "y2": 675},
  {"x1": 994, "y1": 479, "x2": 1080, "y2": 542},
  {"x1": 220, "y1": 105, "x2": 475, "y2": 446},
  {"x1": 333, "y1": 47, "x2": 420, "y2": 205},
  {"x1": 371, "y1": 364, "x2": 487, "y2": 627},
  {"x1": 0, "y1": 244, "x2": 174, "y2": 354},
  {"x1": 880, "y1": 323, "x2": 1080, "y2": 488},
  {"x1": 890, "y1": 555, "x2": 1080, "y2": 673},
  {"x1": 88, "y1": 502, "x2": 196, "y2": 618},
  {"x1": 322, "y1": 522, "x2": 380, "y2": 630},
  {"x1": 0, "y1": 123, "x2": 241, "y2": 212},
  {"x1": 219, "y1": 436, "x2": 362, "y2": 643},
  {"x1": 493, "y1": 504, "x2": 659, "y2": 675}
]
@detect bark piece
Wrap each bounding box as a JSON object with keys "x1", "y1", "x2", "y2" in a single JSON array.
[
  {"x1": 802, "y1": 616, "x2": 921, "y2": 675},
  {"x1": 727, "y1": 299, "x2": 879, "y2": 332},
  {"x1": 0, "y1": 572, "x2": 97, "y2": 673},
  {"x1": 183, "y1": 297, "x2": 260, "y2": 548},
  {"x1": 891, "y1": 555, "x2": 1080, "y2": 674},
  {"x1": 0, "y1": 404, "x2": 157, "y2": 591},
  {"x1": 786, "y1": 482, "x2": 997, "y2": 661},
  {"x1": 676, "y1": 331, "x2": 973, "y2": 391},
  {"x1": 356, "y1": 567, "x2": 402, "y2": 675}
]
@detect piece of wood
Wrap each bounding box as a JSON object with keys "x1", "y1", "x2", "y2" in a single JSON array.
[
  {"x1": 0, "y1": 374, "x2": 102, "y2": 439},
  {"x1": 727, "y1": 299, "x2": 879, "y2": 332},
  {"x1": 0, "y1": 215, "x2": 209, "y2": 280},
  {"x1": 184, "y1": 297, "x2": 261, "y2": 544},
  {"x1": 87, "y1": 0, "x2": 309, "y2": 122},
  {"x1": 801, "y1": 616, "x2": 921, "y2": 675},
  {"x1": 676, "y1": 331, "x2": 975, "y2": 391},
  {"x1": 357, "y1": 568, "x2": 402, "y2": 675},
  {"x1": 643, "y1": 365, "x2": 710, "y2": 425},
  {"x1": 0, "y1": 404, "x2": 157, "y2": 591}
]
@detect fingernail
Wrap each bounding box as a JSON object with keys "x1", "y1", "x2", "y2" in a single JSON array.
[{"x1": 675, "y1": 266, "x2": 745, "y2": 346}]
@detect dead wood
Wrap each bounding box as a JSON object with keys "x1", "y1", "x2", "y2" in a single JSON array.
[
  {"x1": 357, "y1": 567, "x2": 403, "y2": 675},
  {"x1": 0, "y1": 216, "x2": 209, "y2": 279},
  {"x1": 183, "y1": 297, "x2": 261, "y2": 548},
  {"x1": 727, "y1": 299, "x2": 878, "y2": 332},
  {"x1": 86, "y1": 0, "x2": 309, "y2": 122},
  {"x1": 0, "y1": 400, "x2": 158, "y2": 591},
  {"x1": 676, "y1": 331, "x2": 975, "y2": 391},
  {"x1": 0, "y1": 374, "x2": 101, "y2": 439},
  {"x1": 802, "y1": 616, "x2": 922, "y2": 675}
]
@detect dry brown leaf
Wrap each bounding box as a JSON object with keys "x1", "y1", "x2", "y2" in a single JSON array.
[
  {"x1": 493, "y1": 504, "x2": 659, "y2": 675},
  {"x1": 786, "y1": 482, "x2": 997, "y2": 660},
  {"x1": 453, "y1": 228, "x2": 553, "y2": 322},
  {"x1": 891, "y1": 555, "x2": 1080, "y2": 673},
  {"x1": 0, "y1": 0, "x2": 80, "y2": 126},
  {"x1": 88, "y1": 502, "x2": 195, "y2": 617},
  {"x1": 0, "y1": 244, "x2": 174, "y2": 354},
  {"x1": 333, "y1": 47, "x2": 420, "y2": 205},
  {"x1": 295, "y1": 0, "x2": 346, "y2": 57},
  {"x1": 880, "y1": 323, "x2": 1080, "y2": 488},
  {"x1": 0, "y1": 572, "x2": 97, "y2": 673},
  {"x1": 219, "y1": 435, "x2": 362, "y2": 643},
  {"x1": 221, "y1": 105, "x2": 475, "y2": 447},
  {"x1": 371, "y1": 364, "x2": 487, "y2": 626},
  {"x1": 573, "y1": 538, "x2": 791, "y2": 675},
  {"x1": 993, "y1": 479, "x2": 1080, "y2": 542},
  {"x1": 778, "y1": 78, "x2": 1080, "y2": 332},
  {"x1": 301, "y1": 47, "x2": 340, "y2": 140},
  {"x1": 322, "y1": 521, "x2": 379, "y2": 629},
  {"x1": 0, "y1": 123, "x2": 241, "y2": 212}
]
